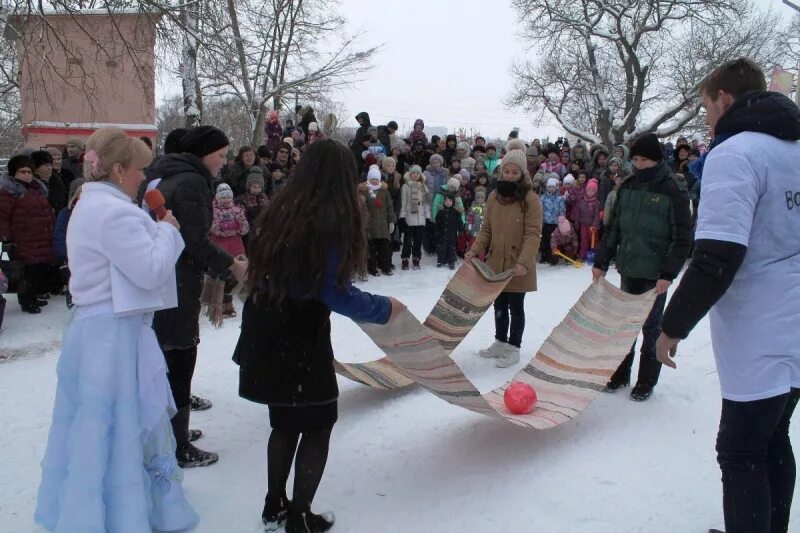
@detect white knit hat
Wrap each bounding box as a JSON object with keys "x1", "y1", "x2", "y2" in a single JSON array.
[
  {"x1": 563, "y1": 174, "x2": 576, "y2": 185},
  {"x1": 367, "y1": 165, "x2": 381, "y2": 181},
  {"x1": 447, "y1": 177, "x2": 461, "y2": 191},
  {"x1": 506, "y1": 138, "x2": 527, "y2": 152},
  {"x1": 546, "y1": 177, "x2": 559, "y2": 188}
]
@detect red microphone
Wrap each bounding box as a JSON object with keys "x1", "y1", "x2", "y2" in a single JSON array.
[{"x1": 144, "y1": 189, "x2": 168, "y2": 220}]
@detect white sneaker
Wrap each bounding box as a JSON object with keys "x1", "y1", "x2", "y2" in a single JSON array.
[
  {"x1": 478, "y1": 340, "x2": 508, "y2": 359},
  {"x1": 496, "y1": 345, "x2": 520, "y2": 368}
]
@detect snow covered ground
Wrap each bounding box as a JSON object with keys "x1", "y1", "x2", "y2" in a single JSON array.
[{"x1": 1, "y1": 256, "x2": 797, "y2": 533}]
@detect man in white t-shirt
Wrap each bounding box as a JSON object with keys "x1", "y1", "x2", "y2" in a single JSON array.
[{"x1": 657, "y1": 58, "x2": 800, "y2": 533}]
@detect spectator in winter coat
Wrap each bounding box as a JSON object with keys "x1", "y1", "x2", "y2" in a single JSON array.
[
  {"x1": 381, "y1": 157, "x2": 403, "y2": 249},
  {"x1": 47, "y1": 147, "x2": 76, "y2": 188},
  {"x1": 589, "y1": 147, "x2": 610, "y2": 181},
  {"x1": 672, "y1": 144, "x2": 690, "y2": 173},
  {"x1": 457, "y1": 142, "x2": 476, "y2": 172},
  {"x1": 268, "y1": 164, "x2": 287, "y2": 198},
  {"x1": 549, "y1": 215, "x2": 579, "y2": 265},
  {"x1": 61, "y1": 137, "x2": 84, "y2": 181},
  {"x1": 432, "y1": 177, "x2": 465, "y2": 222},
  {"x1": 448, "y1": 157, "x2": 462, "y2": 176},
  {"x1": 614, "y1": 144, "x2": 632, "y2": 174},
  {"x1": 603, "y1": 174, "x2": 625, "y2": 227},
  {"x1": 443, "y1": 134, "x2": 458, "y2": 166},
  {"x1": 424, "y1": 154, "x2": 450, "y2": 211},
  {"x1": 576, "y1": 178, "x2": 602, "y2": 260},
  {"x1": 32, "y1": 150, "x2": 68, "y2": 214},
  {"x1": 408, "y1": 118, "x2": 428, "y2": 145},
  {"x1": 484, "y1": 144, "x2": 501, "y2": 174},
  {"x1": 210, "y1": 183, "x2": 250, "y2": 318},
  {"x1": 526, "y1": 145, "x2": 540, "y2": 177},
  {"x1": 53, "y1": 178, "x2": 85, "y2": 308},
  {"x1": 0, "y1": 155, "x2": 55, "y2": 313},
  {"x1": 460, "y1": 187, "x2": 487, "y2": 258},
  {"x1": 353, "y1": 111, "x2": 372, "y2": 148},
  {"x1": 599, "y1": 157, "x2": 624, "y2": 205},
  {"x1": 264, "y1": 110, "x2": 284, "y2": 156},
  {"x1": 457, "y1": 169, "x2": 474, "y2": 210},
  {"x1": 154, "y1": 125, "x2": 248, "y2": 468},
  {"x1": 436, "y1": 195, "x2": 463, "y2": 269},
  {"x1": 571, "y1": 141, "x2": 590, "y2": 167},
  {"x1": 540, "y1": 177, "x2": 566, "y2": 264},
  {"x1": 467, "y1": 149, "x2": 543, "y2": 368},
  {"x1": 399, "y1": 165, "x2": 430, "y2": 271},
  {"x1": 541, "y1": 145, "x2": 566, "y2": 178},
  {"x1": 225, "y1": 146, "x2": 266, "y2": 197},
  {"x1": 235, "y1": 171, "x2": 269, "y2": 251},
  {"x1": 593, "y1": 132, "x2": 691, "y2": 401},
  {"x1": 307, "y1": 122, "x2": 325, "y2": 145},
  {"x1": 359, "y1": 166, "x2": 396, "y2": 276}
]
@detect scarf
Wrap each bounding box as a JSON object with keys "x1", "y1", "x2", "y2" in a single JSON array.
[{"x1": 410, "y1": 179, "x2": 424, "y2": 214}]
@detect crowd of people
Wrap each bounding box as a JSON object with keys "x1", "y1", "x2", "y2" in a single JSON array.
[{"x1": 2, "y1": 56, "x2": 798, "y2": 533}]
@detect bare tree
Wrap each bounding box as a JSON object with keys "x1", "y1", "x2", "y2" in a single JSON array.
[
  {"x1": 507, "y1": 0, "x2": 785, "y2": 146},
  {"x1": 197, "y1": 0, "x2": 378, "y2": 145}
]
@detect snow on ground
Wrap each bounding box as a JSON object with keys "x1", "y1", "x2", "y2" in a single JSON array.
[{"x1": 1, "y1": 256, "x2": 796, "y2": 533}]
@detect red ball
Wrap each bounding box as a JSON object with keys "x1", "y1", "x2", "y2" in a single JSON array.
[{"x1": 504, "y1": 382, "x2": 538, "y2": 414}]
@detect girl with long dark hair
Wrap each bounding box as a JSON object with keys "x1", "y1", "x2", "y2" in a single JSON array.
[{"x1": 234, "y1": 139, "x2": 403, "y2": 533}]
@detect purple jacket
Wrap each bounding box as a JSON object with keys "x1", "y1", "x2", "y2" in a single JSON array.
[{"x1": 265, "y1": 121, "x2": 284, "y2": 155}]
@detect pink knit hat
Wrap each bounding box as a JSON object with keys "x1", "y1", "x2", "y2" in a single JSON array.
[
  {"x1": 558, "y1": 215, "x2": 572, "y2": 234},
  {"x1": 586, "y1": 178, "x2": 599, "y2": 192}
]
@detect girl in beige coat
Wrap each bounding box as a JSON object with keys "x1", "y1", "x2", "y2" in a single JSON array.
[{"x1": 466, "y1": 149, "x2": 543, "y2": 367}]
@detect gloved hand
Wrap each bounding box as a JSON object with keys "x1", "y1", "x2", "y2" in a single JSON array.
[{"x1": 389, "y1": 223, "x2": 395, "y2": 234}]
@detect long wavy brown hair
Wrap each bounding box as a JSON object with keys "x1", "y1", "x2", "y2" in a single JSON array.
[{"x1": 246, "y1": 139, "x2": 366, "y2": 301}]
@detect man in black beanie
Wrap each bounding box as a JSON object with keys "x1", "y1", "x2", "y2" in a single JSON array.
[
  {"x1": 153, "y1": 125, "x2": 248, "y2": 468},
  {"x1": 592, "y1": 132, "x2": 692, "y2": 401},
  {"x1": 140, "y1": 127, "x2": 191, "y2": 204}
]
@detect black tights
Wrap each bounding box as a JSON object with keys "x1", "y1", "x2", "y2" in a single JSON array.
[
  {"x1": 267, "y1": 428, "x2": 333, "y2": 512},
  {"x1": 717, "y1": 388, "x2": 800, "y2": 533}
]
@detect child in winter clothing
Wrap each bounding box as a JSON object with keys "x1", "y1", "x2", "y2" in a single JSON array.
[
  {"x1": 457, "y1": 169, "x2": 474, "y2": 210},
  {"x1": 381, "y1": 157, "x2": 403, "y2": 250},
  {"x1": 359, "y1": 166, "x2": 396, "y2": 276},
  {"x1": 459, "y1": 187, "x2": 487, "y2": 258},
  {"x1": 210, "y1": 183, "x2": 250, "y2": 317},
  {"x1": 603, "y1": 174, "x2": 625, "y2": 227},
  {"x1": 269, "y1": 164, "x2": 287, "y2": 198},
  {"x1": 467, "y1": 149, "x2": 543, "y2": 369},
  {"x1": 436, "y1": 195, "x2": 464, "y2": 269},
  {"x1": 235, "y1": 172, "x2": 270, "y2": 251},
  {"x1": 577, "y1": 178, "x2": 602, "y2": 260},
  {"x1": 599, "y1": 157, "x2": 624, "y2": 205},
  {"x1": 399, "y1": 165, "x2": 430, "y2": 270},
  {"x1": 540, "y1": 177, "x2": 566, "y2": 264},
  {"x1": 549, "y1": 215, "x2": 578, "y2": 265},
  {"x1": 432, "y1": 177, "x2": 465, "y2": 222}
]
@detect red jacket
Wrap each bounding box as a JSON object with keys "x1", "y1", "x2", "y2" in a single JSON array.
[{"x1": 0, "y1": 176, "x2": 55, "y2": 265}]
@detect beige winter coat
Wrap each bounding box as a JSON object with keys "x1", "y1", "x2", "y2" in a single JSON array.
[{"x1": 470, "y1": 190, "x2": 543, "y2": 292}]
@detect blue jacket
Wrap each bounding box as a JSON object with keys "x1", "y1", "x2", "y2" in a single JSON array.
[
  {"x1": 53, "y1": 207, "x2": 71, "y2": 262},
  {"x1": 541, "y1": 192, "x2": 566, "y2": 225}
]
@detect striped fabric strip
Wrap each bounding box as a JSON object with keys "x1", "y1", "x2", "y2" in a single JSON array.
[{"x1": 335, "y1": 260, "x2": 655, "y2": 429}]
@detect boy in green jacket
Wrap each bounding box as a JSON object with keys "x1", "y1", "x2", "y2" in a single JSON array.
[{"x1": 592, "y1": 133, "x2": 692, "y2": 401}]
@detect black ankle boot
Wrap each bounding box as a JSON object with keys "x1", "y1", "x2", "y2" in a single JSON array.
[
  {"x1": 262, "y1": 493, "x2": 290, "y2": 531},
  {"x1": 171, "y1": 407, "x2": 218, "y2": 468},
  {"x1": 285, "y1": 509, "x2": 335, "y2": 533},
  {"x1": 604, "y1": 351, "x2": 635, "y2": 392},
  {"x1": 630, "y1": 356, "x2": 662, "y2": 402}
]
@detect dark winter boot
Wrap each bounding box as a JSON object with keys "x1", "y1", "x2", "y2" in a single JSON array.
[
  {"x1": 604, "y1": 351, "x2": 634, "y2": 392},
  {"x1": 285, "y1": 510, "x2": 335, "y2": 533},
  {"x1": 171, "y1": 407, "x2": 219, "y2": 468},
  {"x1": 402, "y1": 259, "x2": 409, "y2": 271},
  {"x1": 630, "y1": 356, "x2": 662, "y2": 402},
  {"x1": 190, "y1": 394, "x2": 213, "y2": 411},
  {"x1": 412, "y1": 258, "x2": 421, "y2": 270},
  {"x1": 262, "y1": 493, "x2": 290, "y2": 532},
  {"x1": 189, "y1": 429, "x2": 203, "y2": 442}
]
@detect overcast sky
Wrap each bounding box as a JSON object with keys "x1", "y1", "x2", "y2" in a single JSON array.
[{"x1": 158, "y1": 0, "x2": 798, "y2": 141}]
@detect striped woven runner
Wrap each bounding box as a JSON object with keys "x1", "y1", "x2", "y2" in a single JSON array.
[{"x1": 335, "y1": 260, "x2": 656, "y2": 429}]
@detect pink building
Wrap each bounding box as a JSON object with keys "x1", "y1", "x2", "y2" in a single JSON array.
[{"x1": 5, "y1": 9, "x2": 160, "y2": 150}]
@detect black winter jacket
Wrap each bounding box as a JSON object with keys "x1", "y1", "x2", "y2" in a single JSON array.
[{"x1": 153, "y1": 154, "x2": 233, "y2": 350}]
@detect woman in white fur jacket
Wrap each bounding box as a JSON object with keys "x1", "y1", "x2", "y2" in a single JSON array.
[{"x1": 35, "y1": 128, "x2": 198, "y2": 532}]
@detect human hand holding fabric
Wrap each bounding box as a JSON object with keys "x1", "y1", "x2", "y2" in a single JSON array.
[
  {"x1": 464, "y1": 250, "x2": 476, "y2": 262},
  {"x1": 513, "y1": 264, "x2": 528, "y2": 277},
  {"x1": 229, "y1": 255, "x2": 249, "y2": 282},
  {"x1": 655, "y1": 279, "x2": 672, "y2": 295},
  {"x1": 592, "y1": 267, "x2": 606, "y2": 281}
]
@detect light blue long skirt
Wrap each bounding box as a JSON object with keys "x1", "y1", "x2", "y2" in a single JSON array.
[{"x1": 35, "y1": 305, "x2": 198, "y2": 532}]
